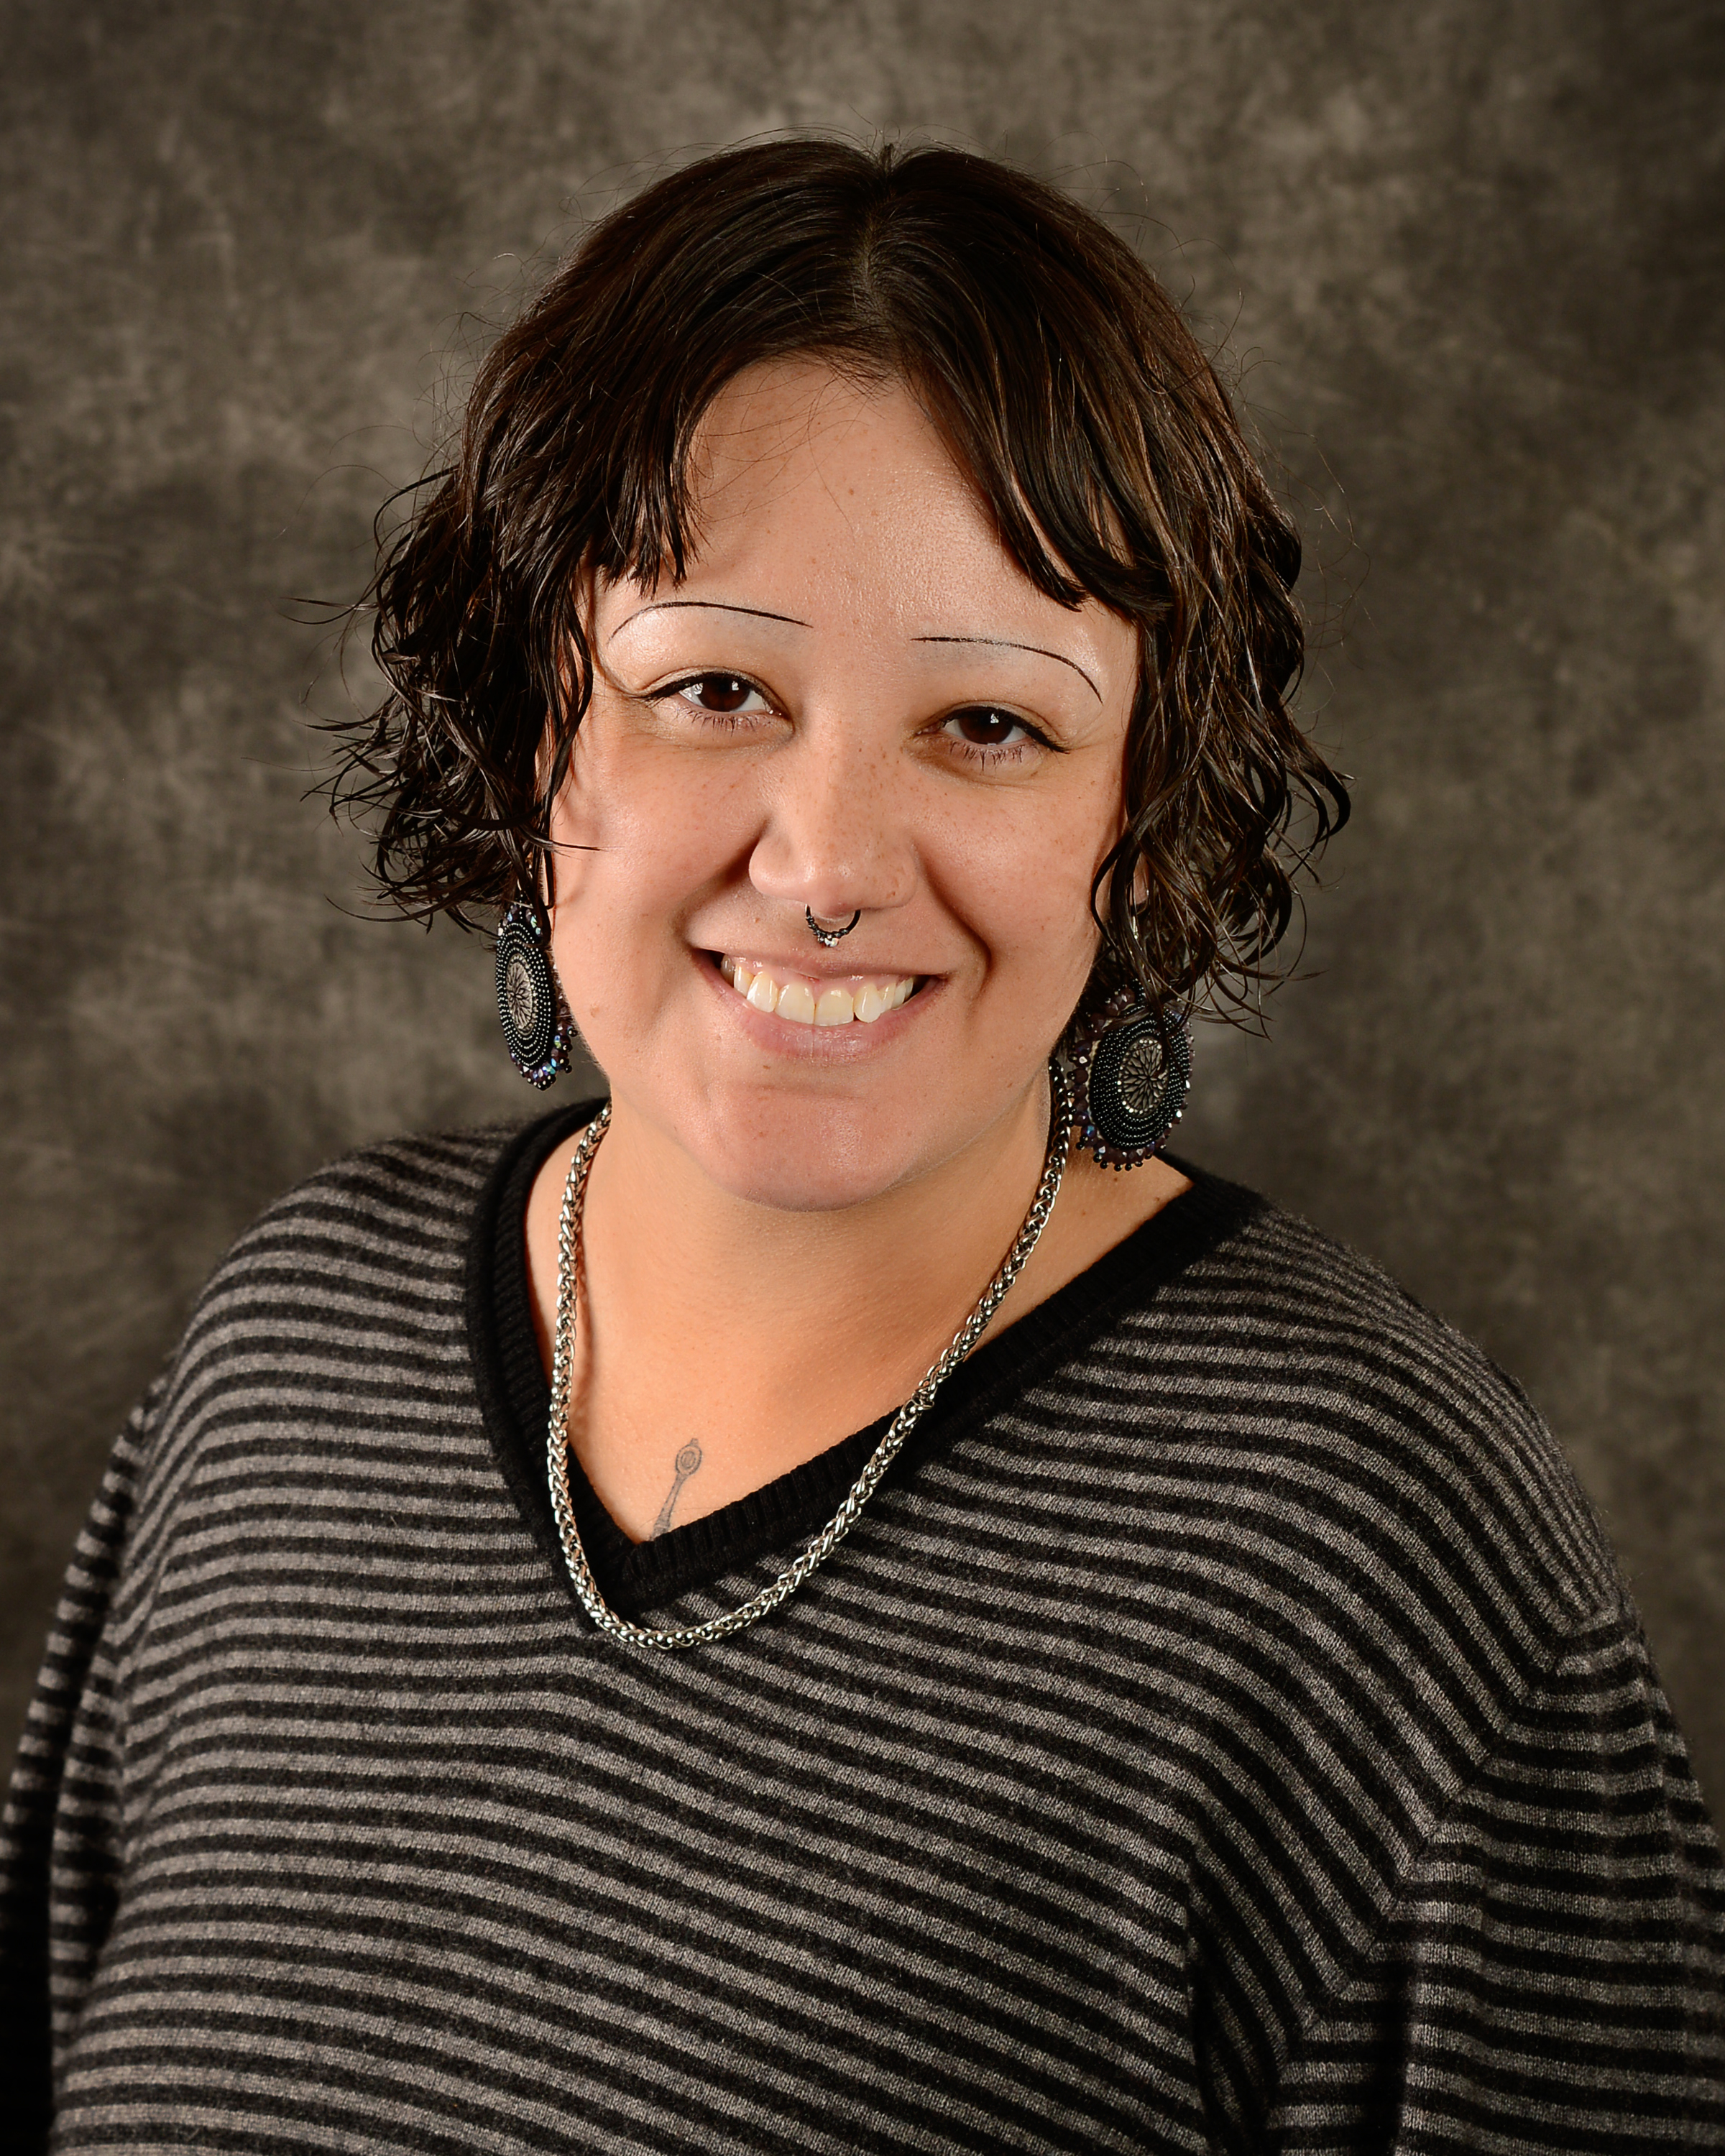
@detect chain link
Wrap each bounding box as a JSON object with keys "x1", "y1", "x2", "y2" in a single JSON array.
[{"x1": 546, "y1": 1065, "x2": 1073, "y2": 1651}]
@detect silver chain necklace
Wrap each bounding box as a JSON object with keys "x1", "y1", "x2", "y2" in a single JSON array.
[{"x1": 546, "y1": 1062, "x2": 1073, "y2": 1652}]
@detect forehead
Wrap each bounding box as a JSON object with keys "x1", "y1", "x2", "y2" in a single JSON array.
[
  {"x1": 689, "y1": 361, "x2": 935, "y2": 487},
  {"x1": 605, "y1": 360, "x2": 1131, "y2": 675},
  {"x1": 682, "y1": 361, "x2": 985, "y2": 572}
]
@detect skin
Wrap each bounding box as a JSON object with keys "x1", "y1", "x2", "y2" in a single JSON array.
[{"x1": 524, "y1": 361, "x2": 1190, "y2": 1542}]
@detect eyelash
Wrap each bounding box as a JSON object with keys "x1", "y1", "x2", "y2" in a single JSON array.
[
  {"x1": 653, "y1": 674, "x2": 775, "y2": 729},
  {"x1": 650, "y1": 674, "x2": 1060, "y2": 766},
  {"x1": 937, "y1": 709, "x2": 1054, "y2": 768}
]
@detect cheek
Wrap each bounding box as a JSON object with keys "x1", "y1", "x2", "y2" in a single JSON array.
[
  {"x1": 939, "y1": 775, "x2": 1116, "y2": 982},
  {"x1": 548, "y1": 732, "x2": 751, "y2": 924},
  {"x1": 964, "y1": 854, "x2": 1091, "y2": 974}
]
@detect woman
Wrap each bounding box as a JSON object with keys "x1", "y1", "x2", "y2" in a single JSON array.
[{"x1": 4, "y1": 140, "x2": 1721, "y2": 2152}]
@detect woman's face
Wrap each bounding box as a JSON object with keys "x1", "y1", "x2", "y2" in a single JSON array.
[{"x1": 548, "y1": 360, "x2": 1140, "y2": 1212}]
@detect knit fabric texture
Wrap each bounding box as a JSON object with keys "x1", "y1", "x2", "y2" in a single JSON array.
[{"x1": 3, "y1": 1102, "x2": 1722, "y2": 2152}]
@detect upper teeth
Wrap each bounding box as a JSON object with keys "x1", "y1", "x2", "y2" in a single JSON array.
[{"x1": 720, "y1": 956, "x2": 918, "y2": 1026}]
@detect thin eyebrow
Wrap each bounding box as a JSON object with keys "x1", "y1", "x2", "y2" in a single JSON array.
[
  {"x1": 914, "y1": 635, "x2": 1101, "y2": 702},
  {"x1": 609, "y1": 599, "x2": 812, "y2": 647}
]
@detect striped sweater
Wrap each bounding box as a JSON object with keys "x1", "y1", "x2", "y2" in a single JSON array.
[{"x1": 3, "y1": 1100, "x2": 1721, "y2": 2152}]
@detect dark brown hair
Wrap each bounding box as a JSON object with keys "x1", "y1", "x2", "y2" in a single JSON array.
[{"x1": 334, "y1": 138, "x2": 1347, "y2": 1020}]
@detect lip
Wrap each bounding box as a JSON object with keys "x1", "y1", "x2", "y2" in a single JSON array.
[{"x1": 696, "y1": 946, "x2": 937, "y2": 1054}]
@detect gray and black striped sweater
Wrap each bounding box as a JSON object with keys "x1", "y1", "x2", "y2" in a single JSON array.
[{"x1": 4, "y1": 1101, "x2": 1722, "y2": 2152}]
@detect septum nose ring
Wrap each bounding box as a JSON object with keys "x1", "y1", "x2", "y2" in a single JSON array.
[{"x1": 806, "y1": 906, "x2": 862, "y2": 948}]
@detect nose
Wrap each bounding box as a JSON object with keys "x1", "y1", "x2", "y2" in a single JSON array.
[{"x1": 746, "y1": 713, "x2": 916, "y2": 924}]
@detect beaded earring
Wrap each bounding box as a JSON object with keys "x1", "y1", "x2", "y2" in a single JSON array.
[
  {"x1": 494, "y1": 896, "x2": 574, "y2": 1088},
  {"x1": 1067, "y1": 990, "x2": 1192, "y2": 1169}
]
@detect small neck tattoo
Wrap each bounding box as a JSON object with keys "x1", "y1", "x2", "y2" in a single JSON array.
[{"x1": 650, "y1": 1442, "x2": 704, "y2": 1537}]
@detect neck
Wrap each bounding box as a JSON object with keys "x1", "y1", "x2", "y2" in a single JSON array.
[
  {"x1": 581, "y1": 1073, "x2": 1057, "y2": 1380},
  {"x1": 522, "y1": 1064, "x2": 1190, "y2": 1543}
]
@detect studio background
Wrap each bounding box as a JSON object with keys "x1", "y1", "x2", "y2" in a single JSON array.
[{"x1": 4, "y1": 1, "x2": 1721, "y2": 1805}]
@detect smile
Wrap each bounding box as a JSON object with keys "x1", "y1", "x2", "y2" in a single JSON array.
[{"x1": 717, "y1": 954, "x2": 920, "y2": 1027}]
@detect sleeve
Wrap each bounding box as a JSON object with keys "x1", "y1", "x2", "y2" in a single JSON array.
[
  {"x1": 0, "y1": 1379, "x2": 162, "y2": 2152},
  {"x1": 1271, "y1": 1599, "x2": 1725, "y2": 2153}
]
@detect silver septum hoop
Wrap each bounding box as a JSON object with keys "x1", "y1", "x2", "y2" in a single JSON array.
[
  {"x1": 806, "y1": 906, "x2": 862, "y2": 947},
  {"x1": 546, "y1": 1061, "x2": 1074, "y2": 1651}
]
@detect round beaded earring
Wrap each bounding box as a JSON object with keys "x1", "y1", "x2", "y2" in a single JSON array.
[
  {"x1": 494, "y1": 896, "x2": 574, "y2": 1088},
  {"x1": 1067, "y1": 991, "x2": 1192, "y2": 1169}
]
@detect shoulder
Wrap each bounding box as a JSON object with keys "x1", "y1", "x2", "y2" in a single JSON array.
[
  {"x1": 142, "y1": 1123, "x2": 529, "y2": 1450},
  {"x1": 1019, "y1": 1177, "x2": 1696, "y2": 1991},
  {"x1": 1062, "y1": 1167, "x2": 1619, "y2": 1651},
  {"x1": 217, "y1": 1123, "x2": 521, "y2": 1277},
  {"x1": 79, "y1": 1123, "x2": 538, "y2": 1634}
]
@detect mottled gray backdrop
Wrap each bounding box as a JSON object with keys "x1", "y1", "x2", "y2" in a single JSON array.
[{"x1": 4, "y1": 2, "x2": 1722, "y2": 1801}]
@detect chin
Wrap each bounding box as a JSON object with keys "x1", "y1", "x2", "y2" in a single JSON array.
[
  {"x1": 702, "y1": 1119, "x2": 922, "y2": 1215},
  {"x1": 667, "y1": 1085, "x2": 947, "y2": 1215}
]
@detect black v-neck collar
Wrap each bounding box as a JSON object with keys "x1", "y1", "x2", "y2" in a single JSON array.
[{"x1": 464, "y1": 1097, "x2": 1262, "y2": 1617}]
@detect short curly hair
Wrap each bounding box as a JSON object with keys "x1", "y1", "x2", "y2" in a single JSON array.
[{"x1": 334, "y1": 139, "x2": 1347, "y2": 1022}]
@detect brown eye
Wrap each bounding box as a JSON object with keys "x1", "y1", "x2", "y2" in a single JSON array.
[
  {"x1": 946, "y1": 707, "x2": 1027, "y2": 747},
  {"x1": 691, "y1": 675, "x2": 756, "y2": 713}
]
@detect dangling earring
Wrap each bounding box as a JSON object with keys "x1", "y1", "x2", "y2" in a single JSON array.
[
  {"x1": 495, "y1": 895, "x2": 574, "y2": 1088},
  {"x1": 1067, "y1": 990, "x2": 1192, "y2": 1169}
]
